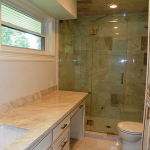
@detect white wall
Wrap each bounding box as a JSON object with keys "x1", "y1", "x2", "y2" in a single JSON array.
[
  {"x1": 0, "y1": 15, "x2": 59, "y2": 104},
  {"x1": 0, "y1": 59, "x2": 57, "y2": 103},
  {"x1": 28, "y1": 0, "x2": 77, "y2": 20},
  {"x1": 57, "y1": 0, "x2": 77, "y2": 19},
  {"x1": 0, "y1": 1, "x2": 61, "y2": 104}
]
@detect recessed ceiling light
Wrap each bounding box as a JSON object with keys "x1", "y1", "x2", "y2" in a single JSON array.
[
  {"x1": 114, "y1": 27, "x2": 118, "y2": 29},
  {"x1": 115, "y1": 33, "x2": 119, "y2": 34},
  {"x1": 109, "y1": 4, "x2": 117, "y2": 8},
  {"x1": 109, "y1": 20, "x2": 118, "y2": 22}
]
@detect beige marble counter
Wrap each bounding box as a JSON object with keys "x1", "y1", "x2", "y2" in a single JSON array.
[{"x1": 0, "y1": 90, "x2": 88, "y2": 150}]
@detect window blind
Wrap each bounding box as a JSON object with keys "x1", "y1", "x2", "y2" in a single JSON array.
[{"x1": 1, "y1": 4, "x2": 42, "y2": 34}]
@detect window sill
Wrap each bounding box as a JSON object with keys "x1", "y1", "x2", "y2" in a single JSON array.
[{"x1": 0, "y1": 46, "x2": 55, "y2": 62}]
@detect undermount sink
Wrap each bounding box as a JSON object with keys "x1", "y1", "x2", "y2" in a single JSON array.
[{"x1": 0, "y1": 124, "x2": 29, "y2": 150}]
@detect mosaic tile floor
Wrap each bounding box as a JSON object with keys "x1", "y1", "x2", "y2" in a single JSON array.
[{"x1": 70, "y1": 137, "x2": 121, "y2": 150}]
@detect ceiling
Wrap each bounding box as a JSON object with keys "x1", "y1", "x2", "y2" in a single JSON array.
[{"x1": 77, "y1": 0, "x2": 149, "y2": 16}]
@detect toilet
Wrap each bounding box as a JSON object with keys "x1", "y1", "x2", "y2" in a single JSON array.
[{"x1": 117, "y1": 121, "x2": 143, "y2": 150}]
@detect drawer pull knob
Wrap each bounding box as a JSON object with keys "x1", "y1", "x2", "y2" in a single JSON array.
[
  {"x1": 61, "y1": 141, "x2": 67, "y2": 149},
  {"x1": 61, "y1": 124, "x2": 67, "y2": 129},
  {"x1": 79, "y1": 105, "x2": 83, "y2": 108}
]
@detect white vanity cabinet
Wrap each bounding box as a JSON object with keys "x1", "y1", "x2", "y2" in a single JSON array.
[
  {"x1": 70, "y1": 101, "x2": 85, "y2": 140},
  {"x1": 31, "y1": 114, "x2": 70, "y2": 150},
  {"x1": 30, "y1": 100, "x2": 85, "y2": 150}
]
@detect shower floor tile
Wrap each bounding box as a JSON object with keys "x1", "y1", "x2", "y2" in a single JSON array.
[{"x1": 70, "y1": 137, "x2": 121, "y2": 150}]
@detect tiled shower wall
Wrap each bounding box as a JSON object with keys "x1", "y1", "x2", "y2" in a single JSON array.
[
  {"x1": 59, "y1": 20, "x2": 75, "y2": 91},
  {"x1": 59, "y1": 13, "x2": 148, "y2": 134}
]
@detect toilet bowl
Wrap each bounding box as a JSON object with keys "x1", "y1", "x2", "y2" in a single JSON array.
[{"x1": 117, "y1": 121, "x2": 143, "y2": 150}]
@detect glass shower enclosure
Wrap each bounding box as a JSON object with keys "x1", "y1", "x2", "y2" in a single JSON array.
[{"x1": 59, "y1": 13, "x2": 148, "y2": 135}]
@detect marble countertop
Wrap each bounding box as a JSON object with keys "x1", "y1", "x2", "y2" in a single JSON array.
[{"x1": 0, "y1": 90, "x2": 88, "y2": 150}]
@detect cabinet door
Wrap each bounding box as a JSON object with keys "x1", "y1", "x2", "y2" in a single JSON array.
[
  {"x1": 32, "y1": 132, "x2": 52, "y2": 150},
  {"x1": 142, "y1": 102, "x2": 150, "y2": 150}
]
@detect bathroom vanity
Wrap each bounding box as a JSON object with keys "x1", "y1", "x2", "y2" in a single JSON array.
[{"x1": 0, "y1": 90, "x2": 88, "y2": 150}]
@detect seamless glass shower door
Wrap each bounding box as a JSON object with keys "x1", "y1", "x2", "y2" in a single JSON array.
[{"x1": 83, "y1": 13, "x2": 147, "y2": 134}]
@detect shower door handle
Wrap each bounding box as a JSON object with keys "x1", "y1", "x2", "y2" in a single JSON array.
[{"x1": 121, "y1": 73, "x2": 124, "y2": 84}]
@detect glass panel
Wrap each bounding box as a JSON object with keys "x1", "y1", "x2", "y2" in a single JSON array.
[
  {"x1": 2, "y1": 25, "x2": 45, "y2": 50},
  {"x1": 58, "y1": 20, "x2": 76, "y2": 91}
]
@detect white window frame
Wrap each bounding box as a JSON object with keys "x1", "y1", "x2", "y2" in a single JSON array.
[{"x1": 0, "y1": 0, "x2": 56, "y2": 61}]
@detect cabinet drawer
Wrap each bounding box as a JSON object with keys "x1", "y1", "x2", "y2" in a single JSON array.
[
  {"x1": 70, "y1": 100, "x2": 85, "y2": 118},
  {"x1": 53, "y1": 115, "x2": 70, "y2": 142},
  {"x1": 32, "y1": 132, "x2": 52, "y2": 150},
  {"x1": 52, "y1": 127, "x2": 70, "y2": 150}
]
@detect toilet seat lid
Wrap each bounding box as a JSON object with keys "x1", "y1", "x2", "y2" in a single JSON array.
[{"x1": 118, "y1": 121, "x2": 143, "y2": 133}]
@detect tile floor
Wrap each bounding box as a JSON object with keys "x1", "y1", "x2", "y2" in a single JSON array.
[
  {"x1": 70, "y1": 132, "x2": 121, "y2": 150},
  {"x1": 70, "y1": 137, "x2": 121, "y2": 150}
]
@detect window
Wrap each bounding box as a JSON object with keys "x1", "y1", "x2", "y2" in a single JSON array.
[
  {"x1": 1, "y1": 3, "x2": 45, "y2": 51},
  {"x1": 0, "y1": 1, "x2": 57, "y2": 61}
]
